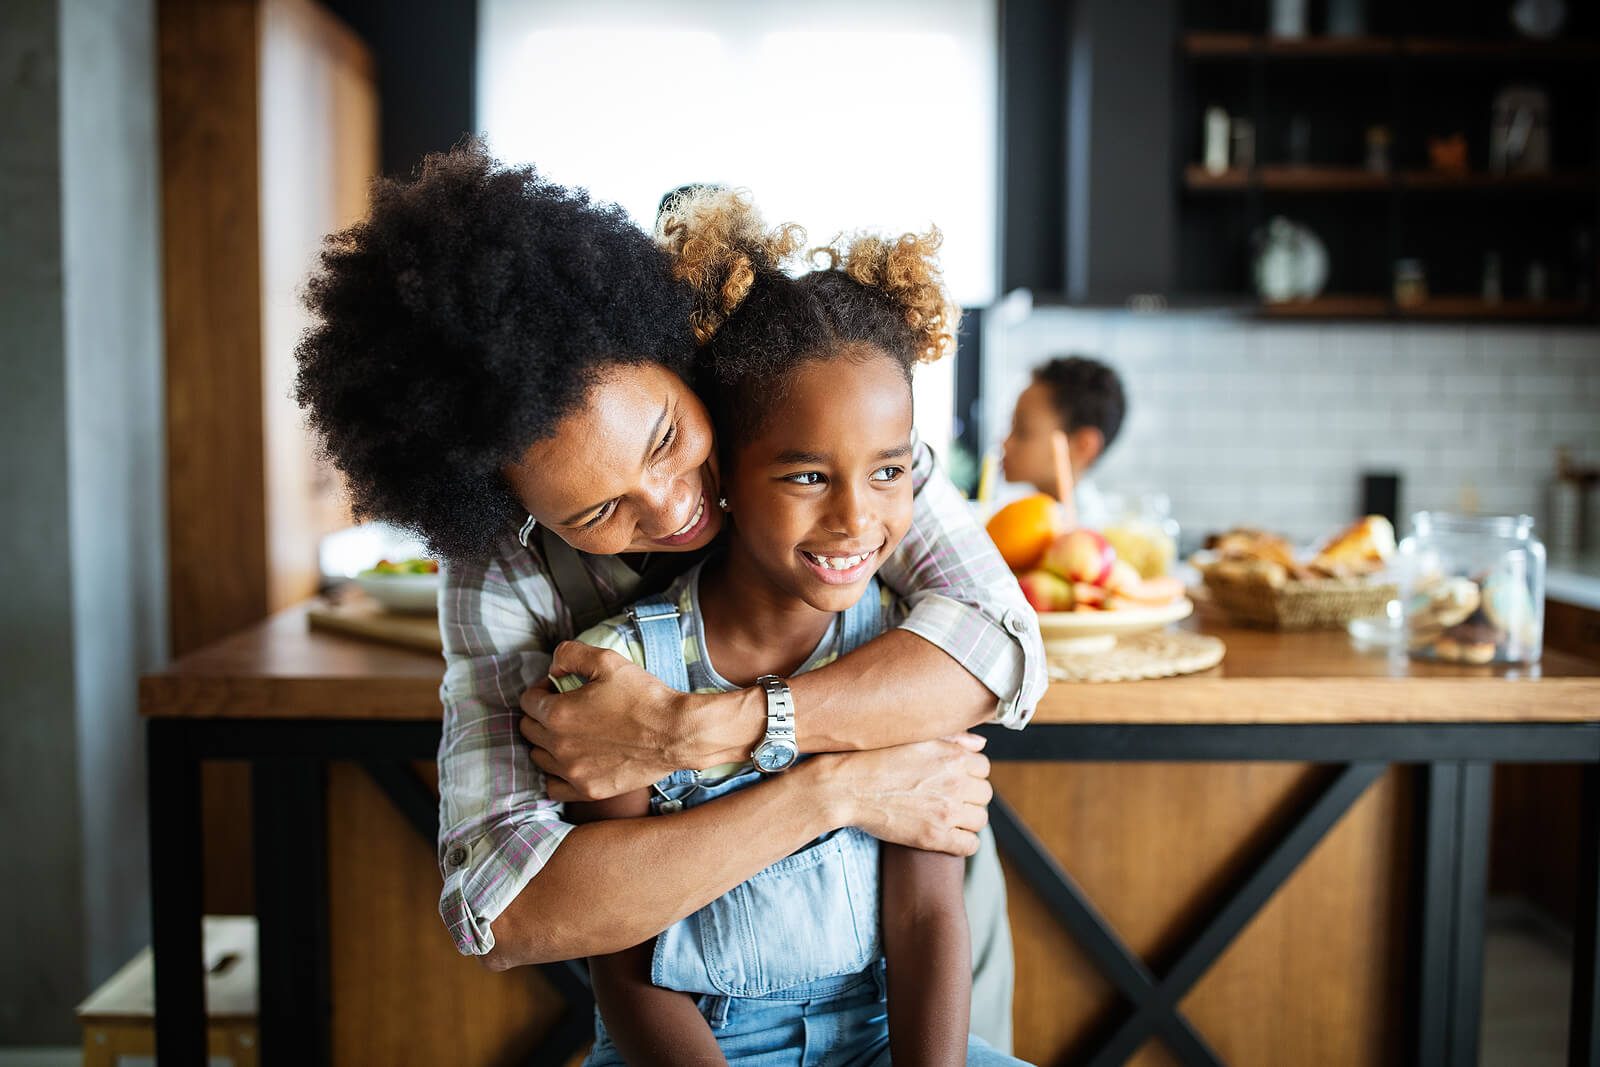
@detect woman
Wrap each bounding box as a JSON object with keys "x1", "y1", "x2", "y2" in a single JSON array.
[{"x1": 294, "y1": 142, "x2": 1047, "y2": 1049}]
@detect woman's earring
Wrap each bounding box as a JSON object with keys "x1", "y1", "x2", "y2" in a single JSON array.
[
  {"x1": 718, "y1": 496, "x2": 729, "y2": 511},
  {"x1": 517, "y1": 514, "x2": 536, "y2": 548}
]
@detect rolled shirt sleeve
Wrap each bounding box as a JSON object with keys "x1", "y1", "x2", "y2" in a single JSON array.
[
  {"x1": 435, "y1": 544, "x2": 576, "y2": 956},
  {"x1": 878, "y1": 436, "x2": 1048, "y2": 728}
]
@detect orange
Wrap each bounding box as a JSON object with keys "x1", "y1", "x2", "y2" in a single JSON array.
[{"x1": 985, "y1": 493, "x2": 1066, "y2": 572}]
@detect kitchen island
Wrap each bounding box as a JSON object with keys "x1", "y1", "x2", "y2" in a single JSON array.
[{"x1": 142, "y1": 600, "x2": 1600, "y2": 1067}]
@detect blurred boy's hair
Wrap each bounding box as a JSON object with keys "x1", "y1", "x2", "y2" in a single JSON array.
[{"x1": 1034, "y1": 355, "x2": 1126, "y2": 452}]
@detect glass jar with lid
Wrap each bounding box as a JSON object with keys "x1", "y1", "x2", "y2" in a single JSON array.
[{"x1": 1397, "y1": 512, "x2": 1545, "y2": 665}]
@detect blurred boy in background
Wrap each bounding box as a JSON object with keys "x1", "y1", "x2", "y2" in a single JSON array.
[{"x1": 1000, "y1": 355, "x2": 1125, "y2": 529}]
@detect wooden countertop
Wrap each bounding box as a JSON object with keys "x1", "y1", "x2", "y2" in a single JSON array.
[{"x1": 141, "y1": 599, "x2": 1600, "y2": 725}]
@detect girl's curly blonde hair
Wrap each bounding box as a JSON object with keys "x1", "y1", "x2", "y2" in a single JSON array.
[{"x1": 656, "y1": 187, "x2": 960, "y2": 365}]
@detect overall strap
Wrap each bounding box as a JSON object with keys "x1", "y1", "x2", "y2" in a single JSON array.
[
  {"x1": 836, "y1": 578, "x2": 883, "y2": 658},
  {"x1": 628, "y1": 594, "x2": 691, "y2": 693},
  {"x1": 538, "y1": 525, "x2": 611, "y2": 634}
]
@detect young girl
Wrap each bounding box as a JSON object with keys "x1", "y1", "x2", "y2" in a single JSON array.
[{"x1": 557, "y1": 191, "x2": 1029, "y2": 1066}]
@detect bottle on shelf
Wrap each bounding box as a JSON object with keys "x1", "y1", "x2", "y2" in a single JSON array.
[
  {"x1": 1482, "y1": 252, "x2": 1502, "y2": 304},
  {"x1": 1204, "y1": 106, "x2": 1230, "y2": 175}
]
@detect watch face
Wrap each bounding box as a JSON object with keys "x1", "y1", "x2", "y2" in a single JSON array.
[{"x1": 754, "y1": 741, "x2": 797, "y2": 772}]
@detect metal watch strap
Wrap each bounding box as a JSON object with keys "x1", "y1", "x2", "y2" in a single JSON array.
[{"x1": 753, "y1": 674, "x2": 795, "y2": 770}]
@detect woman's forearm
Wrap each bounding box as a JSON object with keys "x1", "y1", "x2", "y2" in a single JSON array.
[
  {"x1": 691, "y1": 629, "x2": 993, "y2": 767},
  {"x1": 482, "y1": 759, "x2": 844, "y2": 967},
  {"x1": 481, "y1": 737, "x2": 993, "y2": 968}
]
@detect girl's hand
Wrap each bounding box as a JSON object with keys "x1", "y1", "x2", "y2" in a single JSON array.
[
  {"x1": 813, "y1": 735, "x2": 993, "y2": 856},
  {"x1": 520, "y1": 642, "x2": 718, "y2": 801}
]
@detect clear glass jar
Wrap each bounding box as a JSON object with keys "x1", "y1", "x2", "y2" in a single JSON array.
[
  {"x1": 1393, "y1": 259, "x2": 1428, "y2": 307},
  {"x1": 1397, "y1": 512, "x2": 1545, "y2": 665},
  {"x1": 1100, "y1": 490, "x2": 1179, "y2": 579}
]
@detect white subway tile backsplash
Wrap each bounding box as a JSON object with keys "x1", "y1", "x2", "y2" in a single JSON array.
[
  {"x1": 1508, "y1": 370, "x2": 1574, "y2": 402},
  {"x1": 1437, "y1": 374, "x2": 1504, "y2": 400},
  {"x1": 983, "y1": 307, "x2": 1599, "y2": 538},
  {"x1": 1550, "y1": 329, "x2": 1600, "y2": 358},
  {"x1": 1328, "y1": 325, "x2": 1397, "y2": 365},
  {"x1": 1467, "y1": 327, "x2": 1542, "y2": 371},
  {"x1": 1399, "y1": 326, "x2": 1470, "y2": 365}
]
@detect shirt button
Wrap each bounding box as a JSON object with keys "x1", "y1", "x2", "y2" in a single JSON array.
[
  {"x1": 448, "y1": 847, "x2": 468, "y2": 867},
  {"x1": 1003, "y1": 609, "x2": 1031, "y2": 637}
]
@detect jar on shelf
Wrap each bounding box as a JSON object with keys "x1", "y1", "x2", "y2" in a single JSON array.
[
  {"x1": 1397, "y1": 512, "x2": 1545, "y2": 665},
  {"x1": 1393, "y1": 259, "x2": 1428, "y2": 307}
]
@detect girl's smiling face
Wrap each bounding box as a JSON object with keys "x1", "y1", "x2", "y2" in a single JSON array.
[
  {"x1": 722, "y1": 347, "x2": 915, "y2": 614},
  {"x1": 504, "y1": 362, "x2": 723, "y2": 555}
]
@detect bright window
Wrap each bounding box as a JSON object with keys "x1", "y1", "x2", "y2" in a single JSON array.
[{"x1": 476, "y1": 0, "x2": 998, "y2": 307}]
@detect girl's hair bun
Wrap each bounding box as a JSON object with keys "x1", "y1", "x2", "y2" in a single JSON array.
[
  {"x1": 831, "y1": 229, "x2": 959, "y2": 364},
  {"x1": 656, "y1": 187, "x2": 805, "y2": 344}
]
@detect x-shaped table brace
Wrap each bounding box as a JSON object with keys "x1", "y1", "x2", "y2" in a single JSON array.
[{"x1": 988, "y1": 761, "x2": 1389, "y2": 1067}]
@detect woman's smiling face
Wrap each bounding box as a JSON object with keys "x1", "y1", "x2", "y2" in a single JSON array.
[{"x1": 504, "y1": 362, "x2": 723, "y2": 555}]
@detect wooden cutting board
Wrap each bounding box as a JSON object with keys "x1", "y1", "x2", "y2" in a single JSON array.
[{"x1": 307, "y1": 596, "x2": 443, "y2": 654}]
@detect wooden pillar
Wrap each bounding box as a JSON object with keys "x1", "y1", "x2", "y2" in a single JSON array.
[
  {"x1": 158, "y1": 0, "x2": 270, "y2": 659},
  {"x1": 157, "y1": 0, "x2": 371, "y2": 916}
]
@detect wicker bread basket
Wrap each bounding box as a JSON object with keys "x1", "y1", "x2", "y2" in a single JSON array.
[{"x1": 1196, "y1": 559, "x2": 1397, "y2": 631}]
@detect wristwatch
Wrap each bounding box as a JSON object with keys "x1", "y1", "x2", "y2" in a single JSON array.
[{"x1": 750, "y1": 674, "x2": 798, "y2": 773}]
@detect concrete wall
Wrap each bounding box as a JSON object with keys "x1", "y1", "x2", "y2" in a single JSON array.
[
  {"x1": 0, "y1": 0, "x2": 165, "y2": 1042},
  {"x1": 60, "y1": 0, "x2": 166, "y2": 988},
  {"x1": 0, "y1": 0, "x2": 84, "y2": 1041}
]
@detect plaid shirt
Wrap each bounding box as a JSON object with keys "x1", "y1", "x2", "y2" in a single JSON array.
[{"x1": 436, "y1": 436, "x2": 1047, "y2": 956}]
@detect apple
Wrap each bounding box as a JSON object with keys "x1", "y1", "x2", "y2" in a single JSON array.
[
  {"x1": 1017, "y1": 570, "x2": 1074, "y2": 613},
  {"x1": 1105, "y1": 559, "x2": 1142, "y2": 597},
  {"x1": 1119, "y1": 575, "x2": 1186, "y2": 606},
  {"x1": 1072, "y1": 582, "x2": 1108, "y2": 609},
  {"x1": 1041, "y1": 528, "x2": 1116, "y2": 587}
]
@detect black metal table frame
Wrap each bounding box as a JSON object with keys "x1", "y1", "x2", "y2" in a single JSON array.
[{"x1": 148, "y1": 717, "x2": 1600, "y2": 1067}]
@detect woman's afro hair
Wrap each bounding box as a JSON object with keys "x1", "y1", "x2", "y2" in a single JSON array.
[
  {"x1": 655, "y1": 188, "x2": 959, "y2": 454},
  {"x1": 294, "y1": 139, "x2": 695, "y2": 561}
]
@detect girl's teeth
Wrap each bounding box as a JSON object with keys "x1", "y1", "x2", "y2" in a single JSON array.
[
  {"x1": 808, "y1": 552, "x2": 868, "y2": 570},
  {"x1": 671, "y1": 497, "x2": 704, "y2": 537}
]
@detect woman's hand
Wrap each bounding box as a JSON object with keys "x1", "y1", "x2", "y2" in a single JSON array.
[
  {"x1": 815, "y1": 734, "x2": 993, "y2": 856},
  {"x1": 520, "y1": 641, "x2": 747, "y2": 802}
]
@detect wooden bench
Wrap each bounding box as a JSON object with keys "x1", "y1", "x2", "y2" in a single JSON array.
[{"x1": 77, "y1": 915, "x2": 258, "y2": 1067}]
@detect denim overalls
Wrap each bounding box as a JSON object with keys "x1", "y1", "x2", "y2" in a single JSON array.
[
  {"x1": 627, "y1": 581, "x2": 885, "y2": 1009},
  {"x1": 583, "y1": 576, "x2": 1030, "y2": 1067}
]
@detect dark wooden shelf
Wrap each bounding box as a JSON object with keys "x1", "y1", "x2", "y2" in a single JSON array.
[
  {"x1": 1258, "y1": 295, "x2": 1390, "y2": 318},
  {"x1": 1183, "y1": 32, "x2": 1256, "y2": 56},
  {"x1": 1260, "y1": 165, "x2": 1389, "y2": 191},
  {"x1": 1183, "y1": 33, "x2": 1600, "y2": 62},
  {"x1": 1397, "y1": 169, "x2": 1595, "y2": 190},
  {"x1": 1185, "y1": 165, "x2": 1390, "y2": 192},
  {"x1": 1399, "y1": 298, "x2": 1594, "y2": 320},
  {"x1": 1254, "y1": 295, "x2": 1594, "y2": 321},
  {"x1": 1400, "y1": 37, "x2": 1600, "y2": 60},
  {"x1": 1184, "y1": 165, "x2": 1252, "y2": 190},
  {"x1": 1183, "y1": 32, "x2": 1394, "y2": 57},
  {"x1": 1185, "y1": 165, "x2": 1594, "y2": 193}
]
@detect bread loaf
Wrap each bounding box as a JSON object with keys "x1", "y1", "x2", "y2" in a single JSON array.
[{"x1": 1310, "y1": 515, "x2": 1395, "y2": 577}]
